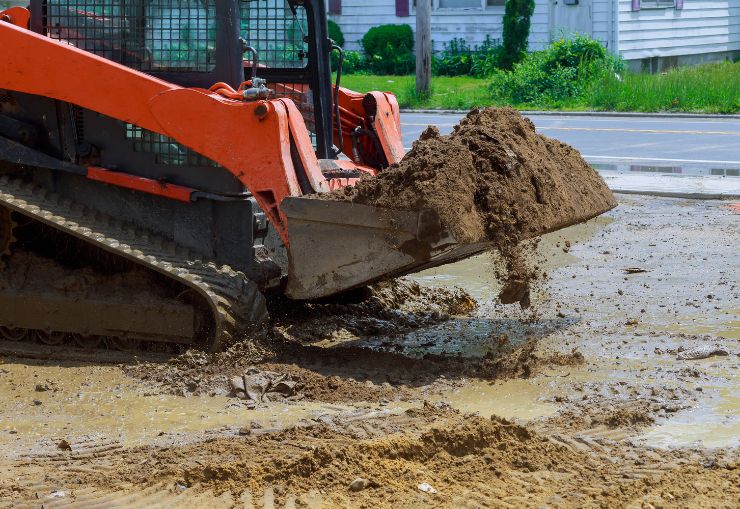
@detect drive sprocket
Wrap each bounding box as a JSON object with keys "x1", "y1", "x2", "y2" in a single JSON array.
[{"x1": 0, "y1": 205, "x2": 15, "y2": 268}]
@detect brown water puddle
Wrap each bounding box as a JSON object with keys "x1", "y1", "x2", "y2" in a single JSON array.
[
  {"x1": 430, "y1": 378, "x2": 559, "y2": 421},
  {"x1": 0, "y1": 360, "x2": 371, "y2": 458}
]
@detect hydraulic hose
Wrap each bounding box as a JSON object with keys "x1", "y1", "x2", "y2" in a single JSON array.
[{"x1": 331, "y1": 43, "x2": 345, "y2": 157}]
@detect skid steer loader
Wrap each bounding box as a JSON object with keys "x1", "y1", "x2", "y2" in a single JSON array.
[{"x1": 0, "y1": 1, "x2": 599, "y2": 351}]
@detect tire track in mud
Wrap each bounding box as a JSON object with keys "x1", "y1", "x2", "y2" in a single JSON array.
[{"x1": 3, "y1": 405, "x2": 737, "y2": 509}]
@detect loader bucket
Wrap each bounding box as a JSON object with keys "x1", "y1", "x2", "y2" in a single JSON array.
[
  {"x1": 282, "y1": 194, "x2": 614, "y2": 300},
  {"x1": 281, "y1": 197, "x2": 490, "y2": 299}
]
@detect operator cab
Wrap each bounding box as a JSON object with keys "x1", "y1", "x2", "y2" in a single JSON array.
[{"x1": 33, "y1": 0, "x2": 335, "y2": 158}]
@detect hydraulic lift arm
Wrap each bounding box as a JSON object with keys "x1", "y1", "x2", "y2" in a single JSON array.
[{"x1": 0, "y1": 11, "x2": 326, "y2": 245}]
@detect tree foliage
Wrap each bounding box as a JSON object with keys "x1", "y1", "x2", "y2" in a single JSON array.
[{"x1": 500, "y1": 0, "x2": 535, "y2": 70}]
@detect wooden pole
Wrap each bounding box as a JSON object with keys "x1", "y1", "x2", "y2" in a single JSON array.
[{"x1": 415, "y1": 0, "x2": 431, "y2": 96}]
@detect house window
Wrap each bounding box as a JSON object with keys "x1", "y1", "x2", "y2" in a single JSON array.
[
  {"x1": 434, "y1": 0, "x2": 505, "y2": 8},
  {"x1": 640, "y1": 0, "x2": 676, "y2": 8},
  {"x1": 438, "y1": 0, "x2": 481, "y2": 8}
]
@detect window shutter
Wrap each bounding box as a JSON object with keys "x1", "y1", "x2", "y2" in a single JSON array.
[
  {"x1": 329, "y1": 0, "x2": 342, "y2": 15},
  {"x1": 675, "y1": 0, "x2": 683, "y2": 9},
  {"x1": 631, "y1": 0, "x2": 640, "y2": 11},
  {"x1": 396, "y1": 0, "x2": 410, "y2": 17}
]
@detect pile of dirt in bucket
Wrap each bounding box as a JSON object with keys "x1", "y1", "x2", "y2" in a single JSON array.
[{"x1": 325, "y1": 108, "x2": 617, "y2": 306}]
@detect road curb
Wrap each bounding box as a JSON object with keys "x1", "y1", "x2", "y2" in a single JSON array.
[
  {"x1": 400, "y1": 109, "x2": 740, "y2": 120},
  {"x1": 612, "y1": 190, "x2": 740, "y2": 200}
]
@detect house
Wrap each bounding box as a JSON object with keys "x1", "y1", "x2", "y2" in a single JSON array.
[{"x1": 327, "y1": 0, "x2": 740, "y2": 72}]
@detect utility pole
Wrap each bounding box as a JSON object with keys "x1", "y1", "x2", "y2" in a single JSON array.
[{"x1": 415, "y1": 0, "x2": 431, "y2": 97}]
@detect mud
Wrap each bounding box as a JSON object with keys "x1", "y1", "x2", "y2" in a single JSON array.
[
  {"x1": 325, "y1": 108, "x2": 617, "y2": 307},
  {"x1": 0, "y1": 194, "x2": 738, "y2": 508},
  {"x1": 1, "y1": 405, "x2": 737, "y2": 508}
]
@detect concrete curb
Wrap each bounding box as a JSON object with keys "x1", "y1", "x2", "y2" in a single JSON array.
[
  {"x1": 612, "y1": 190, "x2": 740, "y2": 201},
  {"x1": 400, "y1": 109, "x2": 740, "y2": 120}
]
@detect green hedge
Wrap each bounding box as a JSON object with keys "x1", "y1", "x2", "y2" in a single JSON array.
[{"x1": 361, "y1": 24, "x2": 414, "y2": 75}]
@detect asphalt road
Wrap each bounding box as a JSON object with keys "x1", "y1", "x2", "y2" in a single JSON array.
[{"x1": 399, "y1": 112, "x2": 740, "y2": 177}]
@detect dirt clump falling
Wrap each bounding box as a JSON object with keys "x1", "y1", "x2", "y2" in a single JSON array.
[{"x1": 325, "y1": 107, "x2": 617, "y2": 306}]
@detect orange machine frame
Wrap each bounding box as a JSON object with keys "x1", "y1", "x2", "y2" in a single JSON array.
[{"x1": 0, "y1": 9, "x2": 330, "y2": 246}]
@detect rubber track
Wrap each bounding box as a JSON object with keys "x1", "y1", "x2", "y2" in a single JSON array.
[{"x1": 0, "y1": 175, "x2": 267, "y2": 351}]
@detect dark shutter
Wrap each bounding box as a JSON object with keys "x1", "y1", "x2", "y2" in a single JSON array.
[
  {"x1": 396, "y1": 0, "x2": 410, "y2": 17},
  {"x1": 329, "y1": 0, "x2": 342, "y2": 15},
  {"x1": 631, "y1": 0, "x2": 640, "y2": 11},
  {"x1": 675, "y1": 0, "x2": 683, "y2": 9}
]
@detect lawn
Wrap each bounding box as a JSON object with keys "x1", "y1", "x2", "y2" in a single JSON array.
[
  {"x1": 339, "y1": 61, "x2": 740, "y2": 113},
  {"x1": 586, "y1": 62, "x2": 739, "y2": 114},
  {"x1": 339, "y1": 74, "x2": 493, "y2": 110}
]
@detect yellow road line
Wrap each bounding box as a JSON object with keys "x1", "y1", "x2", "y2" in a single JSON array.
[{"x1": 400, "y1": 123, "x2": 740, "y2": 136}]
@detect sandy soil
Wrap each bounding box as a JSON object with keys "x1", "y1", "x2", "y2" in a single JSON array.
[{"x1": 0, "y1": 194, "x2": 738, "y2": 508}]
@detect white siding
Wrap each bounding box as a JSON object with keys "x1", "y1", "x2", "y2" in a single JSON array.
[
  {"x1": 592, "y1": 0, "x2": 619, "y2": 52},
  {"x1": 618, "y1": 0, "x2": 740, "y2": 61},
  {"x1": 329, "y1": 0, "x2": 550, "y2": 53}
]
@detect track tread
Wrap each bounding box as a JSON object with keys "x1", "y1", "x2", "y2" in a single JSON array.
[{"x1": 0, "y1": 175, "x2": 267, "y2": 350}]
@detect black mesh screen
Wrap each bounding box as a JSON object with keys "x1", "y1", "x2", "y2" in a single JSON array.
[
  {"x1": 44, "y1": 0, "x2": 217, "y2": 73},
  {"x1": 239, "y1": 1, "x2": 315, "y2": 145},
  {"x1": 239, "y1": 0, "x2": 308, "y2": 69},
  {"x1": 125, "y1": 123, "x2": 219, "y2": 166}
]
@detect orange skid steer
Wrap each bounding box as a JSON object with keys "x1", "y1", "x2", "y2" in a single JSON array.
[{"x1": 0, "y1": 1, "x2": 491, "y2": 350}]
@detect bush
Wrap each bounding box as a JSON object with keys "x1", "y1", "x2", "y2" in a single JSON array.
[
  {"x1": 361, "y1": 24, "x2": 415, "y2": 75},
  {"x1": 490, "y1": 34, "x2": 622, "y2": 106},
  {"x1": 328, "y1": 20, "x2": 345, "y2": 48},
  {"x1": 434, "y1": 35, "x2": 503, "y2": 77},
  {"x1": 340, "y1": 50, "x2": 366, "y2": 74},
  {"x1": 543, "y1": 34, "x2": 609, "y2": 71},
  {"x1": 434, "y1": 39, "x2": 474, "y2": 76},
  {"x1": 500, "y1": 0, "x2": 535, "y2": 70}
]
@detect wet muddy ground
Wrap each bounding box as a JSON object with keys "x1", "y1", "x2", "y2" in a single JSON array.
[{"x1": 0, "y1": 194, "x2": 738, "y2": 508}]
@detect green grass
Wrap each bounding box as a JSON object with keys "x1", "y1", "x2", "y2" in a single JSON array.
[
  {"x1": 339, "y1": 61, "x2": 740, "y2": 113},
  {"x1": 586, "y1": 62, "x2": 740, "y2": 114},
  {"x1": 339, "y1": 74, "x2": 493, "y2": 110}
]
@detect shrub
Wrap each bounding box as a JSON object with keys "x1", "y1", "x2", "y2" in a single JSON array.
[
  {"x1": 500, "y1": 0, "x2": 535, "y2": 70},
  {"x1": 434, "y1": 38, "x2": 474, "y2": 76},
  {"x1": 542, "y1": 34, "x2": 609, "y2": 71},
  {"x1": 361, "y1": 24, "x2": 415, "y2": 75},
  {"x1": 490, "y1": 34, "x2": 622, "y2": 106},
  {"x1": 434, "y1": 36, "x2": 503, "y2": 78},
  {"x1": 327, "y1": 20, "x2": 345, "y2": 48},
  {"x1": 341, "y1": 50, "x2": 366, "y2": 74}
]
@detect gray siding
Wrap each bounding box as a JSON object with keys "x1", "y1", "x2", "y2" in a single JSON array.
[
  {"x1": 619, "y1": 0, "x2": 740, "y2": 61},
  {"x1": 329, "y1": 0, "x2": 550, "y2": 53}
]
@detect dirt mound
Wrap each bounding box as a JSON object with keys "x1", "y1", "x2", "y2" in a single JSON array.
[{"x1": 325, "y1": 108, "x2": 616, "y2": 306}]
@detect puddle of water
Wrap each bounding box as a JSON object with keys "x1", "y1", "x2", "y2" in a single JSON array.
[
  {"x1": 656, "y1": 310, "x2": 740, "y2": 341},
  {"x1": 638, "y1": 385, "x2": 740, "y2": 449},
  {"x1": 411, "y1": 215, "x2": 612, "y2": 303},
  {"x1": 0, "y1": 362, "x2": 353, "y2": 454},
  {"x1": 432, "y1": 378, "x2": 558, "y2": 421}
]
